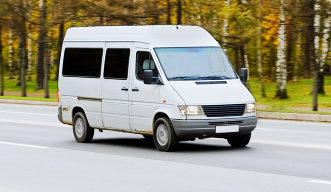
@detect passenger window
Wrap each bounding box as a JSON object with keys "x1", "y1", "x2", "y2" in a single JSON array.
[
  {"x1": 62, "y1": 48, "x2": 103, "y2": 78},
  {"x1": 104, "y1": 49, "x2": 130, "y2": 79},
  {"x1": 136, "y1": 51, "x2": 158, "y2": 80}
]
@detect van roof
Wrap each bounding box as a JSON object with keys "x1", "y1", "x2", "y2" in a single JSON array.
[{"x1": 64, "y1": 25, "x2": 220, "y2": 47}]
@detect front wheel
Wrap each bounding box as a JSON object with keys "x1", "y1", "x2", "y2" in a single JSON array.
[
  {"x1": 153, "y1": 117, "x2": 178, "y2": 152},
  {"x1": 227, "y1": 133, "x2": 251, "y2": 148},
  {"x1": 73, "y1": 112, "x2": 94, "y2": 143}
]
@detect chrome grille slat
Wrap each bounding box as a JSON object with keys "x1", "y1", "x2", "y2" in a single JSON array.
[{"x1": 202, "y1": 104, "x2": 246, "y2": 117}]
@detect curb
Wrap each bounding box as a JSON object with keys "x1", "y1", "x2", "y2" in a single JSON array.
[
  {"x1": 257, "y1": 111, "x2": 331, "y2": 123},
  {"x1": 1, "y1": 99, "x2": 330, "y2": 123},
  {"x1": 0, "y1": 99, "x2": 58, "y2": 106}
]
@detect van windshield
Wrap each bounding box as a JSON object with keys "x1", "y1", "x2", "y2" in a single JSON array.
[{"x1": 154, "y1": 47, "x2": 237, "y2": 81}]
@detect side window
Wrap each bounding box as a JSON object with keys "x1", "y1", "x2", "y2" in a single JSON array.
[
  {"x1": 62, "y1": 48, "x2": 103, "y2": 78},
  {"x1": 104, "y1": 49, "x2": 130, "y2": 79},
  {"x1": 136, "y1": 51, "x2": 158, "y2": 80}
]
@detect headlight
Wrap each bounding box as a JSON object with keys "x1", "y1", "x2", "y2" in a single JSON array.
[
  {"x1": 178, "y1": 105, "x2": 205, "y2": 116},
  {"x1": 245, "y1": 103, "x2": 255, "y2": 113}
]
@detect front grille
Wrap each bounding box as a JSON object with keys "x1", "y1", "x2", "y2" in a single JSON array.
[{"x1": 202, "y1": 104, "x2": 246, "y2": 117}]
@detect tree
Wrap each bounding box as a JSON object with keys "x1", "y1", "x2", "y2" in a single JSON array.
[
  {"x1": 36, "y1": 0, "x2": 46, "y2": 90},
  {"x1": 0, "y1": 24, "x2": 3, "y2": 96},
  {"x1": 312, "y1": 0, "x2": 319, "y2": 111},
  {"x1": 257, "y1": 0, "x2": 266, "y2": 97},
  {"x1": 275, "y1": 0, "x2": 288, "y2": 99},
  {"x1": 166, "y1": 0, "x2": 172, "y2": 24},
  {"x1": 318, "y1": 0, "x2": 330, "y2": 94},
  {"x1": 177, "y1": 0, "x2": 182, "y2": 25}
]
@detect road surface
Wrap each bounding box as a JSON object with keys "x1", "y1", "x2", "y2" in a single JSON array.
[{"x1": 0, "y1": 103, "x2": 330, "y2": 192}]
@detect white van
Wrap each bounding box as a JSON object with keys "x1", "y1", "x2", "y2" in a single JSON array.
[{"x1": 58, "y1": 25, "x2": 257, "y2": 151}]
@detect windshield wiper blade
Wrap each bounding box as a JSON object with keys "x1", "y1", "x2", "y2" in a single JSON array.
[
  {"x1": 199, "y1": 76, "x2": 233, "y2": 80},
  {"x1": 168, "y1": 76, "x2": 201, "y2": 80}
]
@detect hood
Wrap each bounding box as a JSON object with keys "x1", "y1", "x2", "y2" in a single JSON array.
[{"x1": 169, "y1": 79, "x2": 255, "y2": 105}]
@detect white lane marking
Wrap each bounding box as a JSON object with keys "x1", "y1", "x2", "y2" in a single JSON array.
[
  {"x1": 308, "y1": 179, "x2": 331, "y2": 185},
  {"x1": 0, "y1": 110, "x2": 54, "y2": 117},
  {"x1": 0, "y1": 119, "x2": 70, "y2": 128},
  {"x1": 0, "y1": 141, "x2": 49, "y2": 149},
  {"x1": 256, "y1": 128, "x2": 272, "y2": 131},
  {"x1": 251, "y1": 140, "x2": 331, "y2": 151}
]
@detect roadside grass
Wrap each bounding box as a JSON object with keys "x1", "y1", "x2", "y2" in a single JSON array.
[
  {"x1": 3, "y1": 76, "x2": 57, "y2": 94},
  {"x1": 0, "y1": 95, "x2": 57, "y2": 102},
  {"x1": 250, "y1": 76, "x2": 331, "y2": 115},
  {"x1": 1, "y1": 75, "x2": 330, "y2": 115}
]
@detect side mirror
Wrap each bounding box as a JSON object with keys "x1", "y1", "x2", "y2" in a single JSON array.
[
  {"x1": 143, "y1": 70, "x2": 153, "y2": 84},
  {"x1": 240, "y1": 68, "x2": 248, "y2": 84}
]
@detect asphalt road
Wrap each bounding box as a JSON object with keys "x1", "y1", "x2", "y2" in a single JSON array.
[{"x1": 0, "y1": 103, "x2": 330, "y2": 192}]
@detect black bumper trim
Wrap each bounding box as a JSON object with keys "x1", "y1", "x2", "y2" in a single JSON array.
[
  {"x1": 58, "y1": 107, "x2": 64, "y2": 124},
  {"x1": 171, "y1": 116, "x2": 257, "y2": 139}
]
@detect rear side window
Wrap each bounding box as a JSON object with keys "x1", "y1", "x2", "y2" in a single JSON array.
[
  {"x1": 104, "y1": 49, "x2": 130, "y2": 79},
  {"x1": 62, "y1": 48, "x2": 103, "y2": 78}
]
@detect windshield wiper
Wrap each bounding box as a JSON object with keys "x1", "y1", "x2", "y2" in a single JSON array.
[
  {"x1": 198, "y1": 75, "x2": 233, "y2": 80},
  {"x1": 168, "y1": 76, "x2": 201, "y2": 81}
]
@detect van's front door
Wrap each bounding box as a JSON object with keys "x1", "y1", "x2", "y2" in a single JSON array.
[
  {"x1": 130, "y1": 47, "x2": 161, "y2": 133},
  {"x1": 102, "y1": 42, "x2": 133, "y2": 131}
]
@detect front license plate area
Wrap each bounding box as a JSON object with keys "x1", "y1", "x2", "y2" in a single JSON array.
[{"x1": 216, "y1": 125, "x2": 239, "y2": 133}]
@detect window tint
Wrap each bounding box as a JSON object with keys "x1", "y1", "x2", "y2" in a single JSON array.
[
  {"x1": 136, "y1": 51, "x2": 158, "y2": 80},
  {"x1": 62, "y1": 48, "x2": 103, "y2": 78},
  {"x1": 104, "y1": 49, "x2": 130, "y2": 79}
]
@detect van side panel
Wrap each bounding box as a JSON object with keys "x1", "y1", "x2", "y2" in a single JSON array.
[{"x1": 59, "y1": 42, "x2": 104, "y2": 128}]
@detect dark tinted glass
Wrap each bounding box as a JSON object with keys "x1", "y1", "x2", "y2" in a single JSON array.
[
  {"x1": 136, "y1": 51, "x2": 158, "y2": 80},
  {"x1": 104, "y1": 49, "x2": 130, "y2": 79},
  {"x1": 62, "y1": 48, "x2": 103, "y2": 78}
]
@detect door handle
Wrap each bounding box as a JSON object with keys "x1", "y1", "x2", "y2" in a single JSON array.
[
  {"x1": 121, "y1": 87, "x2": 128, "y2": 91},
  {"x1": 132, "y1": 88, "x2": 139, "y2": 92}
]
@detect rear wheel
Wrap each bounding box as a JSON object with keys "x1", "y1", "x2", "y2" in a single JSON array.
[
  {"x1": 153, "y1": 117, "x2": 178, "y2": 152},
  {"x1": 227, "y1": 133, "x2": 251, "y2": 148},
  {"x1": 73, "y1": 112, "x2": 94, "y2": 143}
]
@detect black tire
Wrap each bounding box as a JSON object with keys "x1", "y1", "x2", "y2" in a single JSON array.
[
  {"x1": 73, "y1": 112, "x2": 94, "y2": 143},
  {"x1": 153, "y1": 117, "x2": 178, "y2": 152},
  {"x1": 227, "y1": 133, "x2": 251, "y2": 148}
]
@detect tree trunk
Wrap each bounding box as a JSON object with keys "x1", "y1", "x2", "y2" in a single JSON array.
[
  {"x1": 285, "y1": 0, "x2": 295, "y2": 81},
  {"x1": 235, "y1": 48, "x2": 240, "y2": 73},
  {"x1": 303, "y1": 0, "x2": 315, "y2": 78},
  {"x1": 55, "y1": 21, "x2": 64, "y2": 80},
  {"x1": 8, "y1": 30, "x2": 14, "y2": 79},
  {"x1": 166, "y1": 0, "x2": 171, "y2": 25},
  {"x1": 293, "y1": 33, "x2": 301, "y2": 82},
  {"x1": 318, "y1": 5, "x2": 330, "y2": 94},
  {"x1": 241, "y1": 45, "x2": 250, "y2": 89},
  {"x1": 275, "y1": 0, "x2": 288, "y2": 99},
  {"x1": 36, "y1": 0, "x2": 47, "y2": 90},
  {"x1": 308, "y1": 0, "x2": 320, "y2": 111},
  {"x1": 44, "y1": 38, "x2": 49, "y2": 98},
  {"x1": 0, "y1": 25, "x2": 4, "y2": 96},
  {"x1": 222, "y1": 0, "x2": 230, "y2": 54},
  {"x1": 257, "y1": 0, "x2": 266, "y2": 97},
  {"x1": 27, "y1": 27, "x2": 32, "y2": 81},
  {"x1": 177, "y1": 0, "x2": 182, "y2": 25},
  {"x1": 153, "y1": 0, "x2": 159, "y2": 24},
  {"x1": 314, "y1": 0, "x2": 323, "y2": 95},
  {"x1": 18, "y1": 0, "x2": 27, "y2": 97}
]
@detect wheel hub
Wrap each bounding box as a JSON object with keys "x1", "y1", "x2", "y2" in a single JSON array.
[
  {"x1": 156, "y1": 124, "x2": 168, "y2": 146},
  {"x1": 75, "y1": 118, "x2": 84, "y2": 138}
]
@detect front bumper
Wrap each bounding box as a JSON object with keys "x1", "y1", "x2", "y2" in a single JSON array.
[
  {"x1": 171, "y1": 116, "x2": 257, "y2": 139},
  {"x1": 58, "y1": 107, "x2": 64, "y2": 124}
]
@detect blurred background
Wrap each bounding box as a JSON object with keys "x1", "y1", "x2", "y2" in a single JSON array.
[{"x1": 0, "y1": 0, "x2": 330, "y2": 114}]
